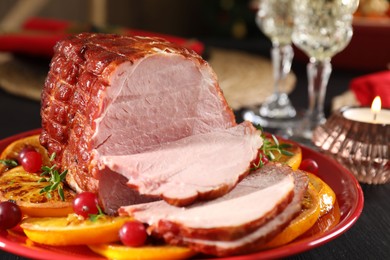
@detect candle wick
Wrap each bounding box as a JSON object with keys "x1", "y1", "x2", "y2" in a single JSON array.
[{"x1": 373, "y1": 112, "x2": 377, "y2": 122}]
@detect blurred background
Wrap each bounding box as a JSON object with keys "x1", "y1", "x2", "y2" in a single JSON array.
[
  {"x1": 0, "y1": 0, "x2": 389, "y2": 132},
  {"x1": 0, "y1": 0, "x2": 262, "y2": 39},
  {"x1": 0, "y1": 0, "x2": 389, "y2": 70}
]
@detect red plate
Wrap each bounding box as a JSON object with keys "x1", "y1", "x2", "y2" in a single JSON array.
[{"x1": 0, "y1": 129, "x2": 364, "y2": 260}]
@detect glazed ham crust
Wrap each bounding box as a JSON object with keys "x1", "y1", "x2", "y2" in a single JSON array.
[{"x1": 40, "y1": 33, "x2": 236, "y2": 193}]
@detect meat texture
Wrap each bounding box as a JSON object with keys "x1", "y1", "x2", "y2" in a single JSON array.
[
  {"x1": 99, "y1": 121, "x2": 263, "y2": 208},
  {"x1": 40, "y1": 33, "x2": 236, "y2": 194},
  {"x1": 120, "y1": 163, "x2": 309, "y2": 256}
]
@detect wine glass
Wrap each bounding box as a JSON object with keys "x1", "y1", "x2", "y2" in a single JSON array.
[
  {"x1": 289, "y1": 0, "x2": 359, "y2": 141},
  {"x1": 243, "y1": 0, "x2": 297, "y2": 129}
]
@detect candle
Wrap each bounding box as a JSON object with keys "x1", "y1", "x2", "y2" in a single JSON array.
[
  {"x1": 371, "y1": 96, "x2": 381, "y2": 122},
  {"x1": 343, "y1": 96, "x2": 390, "y2": 124}
]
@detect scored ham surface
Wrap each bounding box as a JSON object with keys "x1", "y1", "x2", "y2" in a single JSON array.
[
  {"x1": 120, "y1": 163, "x2": 308, "y2": 256},
  {"x1": 40, "y1": 33, "x2": 238, "y2": 195},
  {"x1": 99, "y1": 121, "x2": 262, "y2": 208}
]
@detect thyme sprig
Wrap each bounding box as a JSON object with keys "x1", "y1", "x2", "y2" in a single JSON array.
[
  {"x1": 252, "y1": 125, "x2": 295, "y2": 170},
  {"x1": 0, "y1": 159, "x2": 18, "y2": 168},
  {"x1": 261, "y1": 134, "x2": 294, "y2": 161},
  {"x1": 89, "y1": 205, "x2": 106, "y2": 222},
  {"x1": 38, "y1": 153, "x2": 68, "y2": 201}
]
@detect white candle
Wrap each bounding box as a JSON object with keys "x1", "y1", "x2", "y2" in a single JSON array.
[{"x1": 343, "y1": 108, "x2": 390, "y2": 124}]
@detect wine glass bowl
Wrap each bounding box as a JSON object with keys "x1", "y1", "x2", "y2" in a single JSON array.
[
  {"x1": 292, "y1": 0, "x2": 356, "y2": 62},
  {"x1": 245, "y1": 0, "x2": 297, "y2": 127},
  {"x1": 289, "y1": 0, "x2": 359, "y2": 140},
  {"x1": 256, "y1": 0, "x2": 294, "y2": 47}
]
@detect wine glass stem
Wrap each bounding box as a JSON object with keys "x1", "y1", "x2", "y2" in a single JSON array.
[
  {"x1": 271, "y1": 44, "x2": 294, "y2": 95},
  {"x1": 307, "y1": 59, "x2": 332, "y2": 125}
]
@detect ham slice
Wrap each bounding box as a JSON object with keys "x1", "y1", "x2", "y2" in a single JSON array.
[
  {"x1": 120, "y1": 163, "x2": 308, "y2": 256},
  {"x1": 98, "y1": 121, "x2": 263, "y2": 207}
]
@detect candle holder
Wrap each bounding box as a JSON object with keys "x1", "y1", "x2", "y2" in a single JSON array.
[{"x1": 313, "y1": 106, "x2": 390, "y2": 184}]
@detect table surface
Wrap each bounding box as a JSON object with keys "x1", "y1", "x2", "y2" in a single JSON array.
[{"x1": 0, "y1": 38, "x2": 389, "y2": 260}]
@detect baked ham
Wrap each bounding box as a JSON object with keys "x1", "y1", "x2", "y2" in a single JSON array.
[
  {"x1": 40, "y1": 33, "x2": 262, "y2": 208},
  {"x1": 99, "y1": 121, "x2": 262, "y2": 207},
  {"x1": 120, "y1": 163, "x2": 308, "y2": 256}
]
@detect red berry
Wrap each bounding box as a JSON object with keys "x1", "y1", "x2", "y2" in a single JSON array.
[
  {"x1": 299, "y1": 159, "x2": 319, "y2": 174},
  {"x1": 119, "y1": 221, "x2": 147, "y2": 247},
  {"x1": 21, "y1": 151, "x2": 42, "y2": 173},
  {"x1": 18, "y1": 146, "x2": 36, "y2": 164},
  {"x1": 73, "y1": 192, "x2": 99, "y2": 218},
  {"x1": 0, "y1": 201, "x2": 22, "y2": 230}
]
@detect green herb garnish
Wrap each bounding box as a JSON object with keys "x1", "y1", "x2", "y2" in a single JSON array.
[
  {"x1": 252, "y1": 125, "x2": 294, "y2": 170},
  {"x1": 89, "y1": 205, "x2": 105, "y2": 222},
  {"x1": 0, "y1": 159, "x2": 18, "y2": 168},
  {"x1": 261, "y1": 134, "x2": 294, "y2": 161},
  {"x1": 38, "y1": 153, "x2": 68, "y2": 201}
]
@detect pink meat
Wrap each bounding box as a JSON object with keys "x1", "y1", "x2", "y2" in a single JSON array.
[
  {"x1": 120, "y1": 163, "x2": 308, "y2": 256},
  {"x1": 98, "y1": 121, "x2": 262, "y2": 207}
]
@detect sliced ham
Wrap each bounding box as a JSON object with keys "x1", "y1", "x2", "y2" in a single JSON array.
[
  {"x1": 98, "y1": 121, "x2": 263, "y2": 207},
  {"x1": 120, "y1": 163, "x2": 309, "y2": 256},
  {"x1": 40, "y1": 33, "x2": 236, "y2": 194}
]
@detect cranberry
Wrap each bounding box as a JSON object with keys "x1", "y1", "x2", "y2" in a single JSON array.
[
  {"x1": 0, "y1": 201, "x2": 22, "y2": 230},
  {"x1": 73, "y1": 192, "x2": 99, "y2": 218},
  {"x1": 299, "y1": 158, "x2": 319, "y2": 175},
  {"x1": 119, "y1": 221, "x2": 147, "y2": 247},
  {"x1": 20, "y1": 151, "x2": 42, "y2": 173}
]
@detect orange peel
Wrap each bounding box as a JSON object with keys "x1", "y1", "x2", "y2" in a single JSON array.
[
  {"x1": 21, "y1": 214, "x2": 131, "y2": 246},
  {"x1": 0, "y1": 166, "x2": 75, "y2": 217},
  {"x1": 89, "y1": 243, "x2": 196, "y2": 260}
]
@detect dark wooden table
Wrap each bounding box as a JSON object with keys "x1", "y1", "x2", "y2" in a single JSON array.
[{"x1": 0, "y1": 39, "x2": 389, "y2": 260}]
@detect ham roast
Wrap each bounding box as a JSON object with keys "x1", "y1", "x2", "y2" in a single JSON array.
[
  {"x1": 40, "y1": 33, "x2": 261, "y2": 207},
  {"x1": 40, "y1": 33, "x2": 309, "y2": 256},
  {"x1": 120, "y1": 163, "x2": 309, "y2": 256}
]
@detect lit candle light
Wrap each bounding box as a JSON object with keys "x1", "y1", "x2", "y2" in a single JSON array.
[
  {"x1": 343, "y1": 96, "x2": 390, "y2": 124},
  {"x1": 371, "y1": 96, "x2": 381, "y2": 122}
]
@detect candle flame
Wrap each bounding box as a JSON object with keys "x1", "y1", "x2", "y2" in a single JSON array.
[{"x1": 371, "y1": 96, "x2": 382, "y2": 113}]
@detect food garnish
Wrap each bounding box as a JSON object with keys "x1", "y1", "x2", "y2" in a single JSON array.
[
  {"x1": 0, "y1": 201, "x2": 22, "y2": 230},
  {"x1": 21, "y1": 150, "x2": 43, "y2": 173},
  {"x1": 38, "y1": 153, "x2": 68, "y2": 201},
  {"x1": 262, "y1": 134, "x2": 295, "y2": 161},
  {"x1": 20, "y1": 214, "x2": 131, "y2": 246},
  {"x1": 307, "y1": 173, "x2": 336, "y2": 216},
  {"x1": 0, "y1": 166, "x2": 75, "y2": 217},
  {"x1": 88, "y1": 243, "x2": 196, "y2": 260},
  {"x1": 119, "y1": 220, "x2": 148, "y2": 247},
  {"x1": 0, "y1": 135, "x2": 51, "y2": 173},
  {"x1": 251, "y1": 128, "x2": 296, "y2": 170},
  {"x1": 73, "y1": 191, "x2": 105, "y2": 221},
  {"x1": 299, "y1": 158, "x2": 319, "y2": 175},
  {"x1": 0, "y1": 159, "x2": 18, "y2": 168}
]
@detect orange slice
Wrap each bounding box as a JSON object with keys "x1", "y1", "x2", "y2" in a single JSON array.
[
  {"x1": 0, "y1": 135, "x2": 51, "y2": 172},
  {"x1": 278, "y1": 141, "x2": 302, "y2": 171},
  {"x1": 0, "y1": 166, "x2": 75, "y2": 217},
  {"x1": 300, "y1": 200, "x2": 341, "y2": 239},
  {"x1": 307, "y1": 173, "x2": 336, "y2": 217},
  {"x1": 264, "y1": 182, "x2": 321, "y2": 248},
  {"x1": 263, "y1": 172, "x2": 337, "y2": 248},
  {"x1": 89, "y1": 243, "x2": 196, "y2": 260},
  {"x1": 20, "y1": 214, "x2": 131, "y2": 246},
  {"x1": 269, "y1": 137, "x2": 302, "y2": 170}
]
